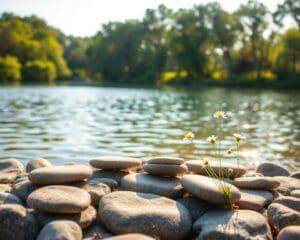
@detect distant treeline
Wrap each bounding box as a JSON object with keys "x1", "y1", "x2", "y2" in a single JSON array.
[{"x1": 0, "y1": 0, "x2": 299, "y2": 87}]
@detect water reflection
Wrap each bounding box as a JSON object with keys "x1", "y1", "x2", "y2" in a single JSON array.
[{"x1": 0, "y1": 86, "x2": 299, "y2": 170}]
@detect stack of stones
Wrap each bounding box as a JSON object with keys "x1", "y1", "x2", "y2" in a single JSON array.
[{"x1": 0, "y1": 156, "x2": 300, "y2": 240}]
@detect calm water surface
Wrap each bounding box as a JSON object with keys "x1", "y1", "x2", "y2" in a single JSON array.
[{"x1": 0, "y1": 86, "x2": 299, "y2": 170}]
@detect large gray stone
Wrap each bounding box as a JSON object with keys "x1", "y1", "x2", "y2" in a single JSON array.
[
  {"x1": 27, "y1": 185, "x2": 91, "y2": 213},
  {"x1": 90, "y1": 156, "x2": 141, "y2": 170},
  {"x1": 0, "y1": 204, "x2": 39, "y2": 240},
  {"x1": 0, "y1": 158, "x2": 24, "y2": 183},
  {"x1": 193, "y1": 209, "x2": 272, "y2": 240},
  {"x1": 146, "y1": 157, "x2": 184, "y2": 165},
  {"x1": 0, "y1": 192, "x2": 23, "y2": 205},
  {"x1": 37, "y1": 205, "x2": 97, "y2": 229},
  {"x1": 277, "y1": 226, "x2": 300, "y2": 240},
  {"x1": 180, "y1": 175, "x2": 241, "y2": 204},
  {"x1": 273, "y1": 176, "x2": 300, "y2": 195},
  {"x1": 37, "y1": 220, "x2": 82, "y2": 240},
  {"x1": 26, "y1": 157, "x2": 52, "y2": 173},
  {"x1": 99, "y1": 191, "x2": 192, "y2": 240},
  {"x1": 257, "y1": 162, "x2": 289, "y2": 177},
  {"x1": 233, "y1": 176, "x2": 280, "y2": 190},
  {"x1": 272, "y1": 196, "x2": 300, "y2": 211},
  {"x1": 185, "y1": 160, "x2": 246, "y2": 178},
  {"x1": 143, "y1": 163, "x2": 187, "y2": 177},
  {"x1": 29, "y1": 165, "x2": 92, "y2": 185},
  {"x1": 236, "y1": 189, "x2": 273, "y2": 211},
  {"x1": 121, "y1": 173, "x2": 184, "y2": 199}
]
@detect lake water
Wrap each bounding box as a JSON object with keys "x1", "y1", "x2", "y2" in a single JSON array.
[{"x1": 0, "y1": 86, "x2": 299, "y2": 170}]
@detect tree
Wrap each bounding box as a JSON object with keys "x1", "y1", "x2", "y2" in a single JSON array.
[
  {"x1": 0, "y1": 55, "x2": 21, "y2": 83},
  {"x1": 273, "y1": 0, "x2": 300, "y2": 29},
  {"x1": 22, "y1": 60, "x2": 57, "y2": 82}
]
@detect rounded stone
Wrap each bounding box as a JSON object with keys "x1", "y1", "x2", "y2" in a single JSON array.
[
  {"x1": 185, "y1": 160, "x2": 246, "y2": 178},
  {"x1": 121, "y1": 173, "x2": 184, "y2": 199},
  {"x1": 273, "y1": 176, "x2": 300, "y2": 195},
  {"x1": 181, "y1": 174, "x2": 241, "y2": 204},
  {"x1": 146, "y1": 157, "x2": 184, "y2": 165},
  {"x1": 37, "y1": 205, "x2": 97, "y2": 229},
  {"x1": 0, "y1": 158, "x2": 24, "y2": 183},
  {"x1": 236, "y1": 189, "x2": 273, "y2": 211},
  {"x1": 12, "y1": 177, "x2": 37, "y2": 201},
  {"x1": 143, "y1": 163, "x2": 187, "y2": 177},
  {"x1": 83, "y1": 223, "x2": 112, "y2": 240},
  {"x1": 27, "y1": 185, "x2": 91, "y2": 213},
  {"x1": 233, "y1": 176, "x2": 280, "y2": 190},
  {"x1": 90, "y1": 156, "x2": 141, "y2": 170},
  {"x1": 0, "y1": 204, "x2": 39, "y2": 240},
  {"x1": 37, "y1": 220, "x2": 82, "y2": 240},
  {"x1": 0, "y1": 192, "x2": 23, "y2": 205},
  {"x1": 88, "y1": 178, "x2": 118, "y2": 189},
  {"x1": 278, "y1": 226, "x2": 300, "y2": 240},
  {"x1": 256, "y1": 162, "x2": 290, "y2": 177},
  {"x1": 290, "y1": 171, "x2": 300, "y2": 179},
  {"x1": 0, "y1": 184, "x2": 12, "y2": 193},
  {"x1": 193, "y1": 209, "x2": 272, "y2": 240},
  {"x1": 29, "y1": 165, "x2": 92, "y2": 184},
  {"x1": 99, "y1": 191, "x2": 192, "y2": 240},
  {"x1": 105, "y1": 234, "x2": 155, "y2": 240},
  {"x1": 26, "y1": 157, "x2": 52, "y2": 173},
  {"x1": 291, "y1": 189, "x2": 300, "y2": 198},
  {"x1": 88, "y1": 170, "x2": 129, "y2": 184}
]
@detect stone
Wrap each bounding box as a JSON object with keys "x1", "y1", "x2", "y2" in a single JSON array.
[
  {"x1": 242, "y1": 171, "x2": 264, "y2": 177},
  {"x1": 143, "y1": 163, "x2": 187, "y2": 177},
  {"x1": 27, "y1": 185, "x2": 91, "y2": 213},
  {"x1": 37, "y1": 205, "x2": 97, "y2": 229},
  {"x1": 185, "y1": 160, "x2": 246, "y2": 178},
  {"x1": 256, "y1": 162, "x2": 289, "y2": 177},
  {"x1": 0, "y1": 192, "x2": 23, "y2": 205},
  {"x1": 291, "y1": 190, "x2": 300, "y2": 198},
  {"x1": 99, "y1": 191, "x2": 192, "y2": 240},
  {"x1": 193, "y1": 209, "x2": 272, "y2": 240},
  {"x1": 290, "y1": 171, "x2": 300, "y2": 179},
  {"x1": 277, "y1": 226, "x2": 300, "y2": 240},
  {"x1": 105, "y1": 234, "x2": 155, "y2": 240},
  {"x1": 177, "y1": 196, "x2": 214, "y2": 222},
  {"x1": 88, "y1": 170, "x2": 129, "y2": 184},
  {"x1": 37, "y1": 220, "x2": 82, "y2": 240},
  {"x1": 0, "y1": 204, "x2": 39, "y2": 240},
  {"x1": 180, "y1": 175, "x2": 241, "y2": 204},
  {"x1": 0, "y1": 158, "x2": 24, "y2": 183},
  {"x1": 272, "y1": 196, "x2": 300, "y2": 211},
  {"x1": 0, "y1": 184, "x2": 11, "y2": 193},
  {"x1": 29, "y1": 165, "x2": 92, "y2": 185},
  {"x1": 26, "y1": 157, "x2": 52, "y2": 173},
  {"x1": 83, "y1": 222, "x2": 112, "y2": 240},
  {"x1": 88, "y1": 178, "x2": 118, "y2": 189},
  {"x1": 236, "y1": 189, "x2": 273, "y2": 211},
  {"x1": 12, "y1": 177, "x2": 36, "y2": 201},
  {"x1": 146, "y1": 156, "x2": 184, "y2": 165},
  {"x1": 89, "y1": 156, "x2": 141, "y2": 170},
  {"x1": 267, "y1": 203, "x2": 300, "y2": 233},
  {"x1": 233, "y1": 176, "x2": 280, "y2": 190},
  {"x1": 121, "y1": 173, "x2": 184, "y2": 199},
  {"x1": 273, "y1": 176, "x2": 300, "y2": 195}
]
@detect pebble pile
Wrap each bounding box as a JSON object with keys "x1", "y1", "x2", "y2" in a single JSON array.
[{"x1": 0, "y1": 157, "x2": 299, "y2": 240}]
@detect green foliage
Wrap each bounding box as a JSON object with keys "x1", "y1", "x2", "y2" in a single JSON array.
[
  {"x1": 22, "y1": 60, "x2": 57, "y2": 82},
  {"x1": 0, "y1": 55, "x2": 21, "y2": 83}
]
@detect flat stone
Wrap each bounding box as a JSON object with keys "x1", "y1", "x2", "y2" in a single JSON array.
[
  {"x1": 273, "y1": 176, "x2": 300, "y2": 195},
  {"x1": 29, "y1": 165, "x2": 92, "y2": 185},
  {"x1": 290, "y1": 171, "x2": 300, "y2": 179},
  {"x1": 267, "y1": 203, "x2": 300, "y2": 233},
  {"x1": 0, "y1": 204, "x2": 39, "y2": 240},
  {"x1": 121, "y1": 173, "x2": 184, "y2": 199},
  {"x1": 99, "y1": 191, "x2": 192, "y2": 240},
  {"x1": 88, "y1": 178, "x2": 118, "y2": 189},
  {"x1": 256, "y1": 162, "x2": 290, "y2": 176},
  {"x1": 193, "y1": 209, "x2": 272, "y2": 240},
  {"x1": 272, "y1": 196, "x2": 300, "y2": 211},
  {"x1": 143, "y1": 163, "x2": 187, "y2": 177},
  {"x1": 146, "y1": 157, "x2": 184, "y2": 165},
  {"x1": 0, "y1": 192, "x2": 23, "y2": 205},
  {"x1": 242, "y1": 171, "x2": 264, "y2": 177},
  {"x1": 291, "y1": 190, "x2": 300, "y2": 198},
  {"x1": 185, "y1": 160, "x2": 246, "y2": 178},
  {"x1": 0, "y1": 184, "x2": 12, "y2": 193},
  {"x1": 27, "y1": 185, "x2": 91, "y2": 213},
  {"x1": 26, "y1": 157, "x2": 52, "y2": 173},
  {"x1": 37, "y1": 205, "x2": 97, "y2": 229},
  {"x1": 278, "y1": 226, "x2": 300, "y2": 240},
  {"x1": 90, "y1": 156, "x2": 141, "y2": 170},
  {"x1": 105, "y1": 234, "x2": 155, "y2": 240},
  {"x1": 37, "y1": 220, "x2": 82, "y2": 240},
  {"x1": 12, "y1": 177, "x2": 37, "y2": 201},
  {"x1": 236, "y1": 189, "x2": 273, "y2": 211},
  {"x1": 180, "y1": 175, "x2": 241, "y2": 204},
  {"x1": 88, "y1": 170, "x2": 129, "y2": 184},
  {"x1": 233, "y1": 176, "x2": 280, "y2": 190},
  {"x1": 0, "y1": 158, "x2": 24, "y2": 183},
  {"x1": 83, "y1": 222, "x2": 112, "y2": 240},
  {"x1": 177, "y1": 196, "x2": 214, "y2": 222}
]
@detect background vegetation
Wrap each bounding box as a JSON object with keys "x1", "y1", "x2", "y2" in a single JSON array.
[{"x1": 0, "y1": 0, "x2": 299, "y2": 87}]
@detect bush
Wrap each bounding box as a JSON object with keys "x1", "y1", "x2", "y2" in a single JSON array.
[
  {"x1": 22, "y1": 59, "x2": 57, "y2": 82},
  {"x1": 0, "y1": 55, "x2": 22, "y2": 83}
]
